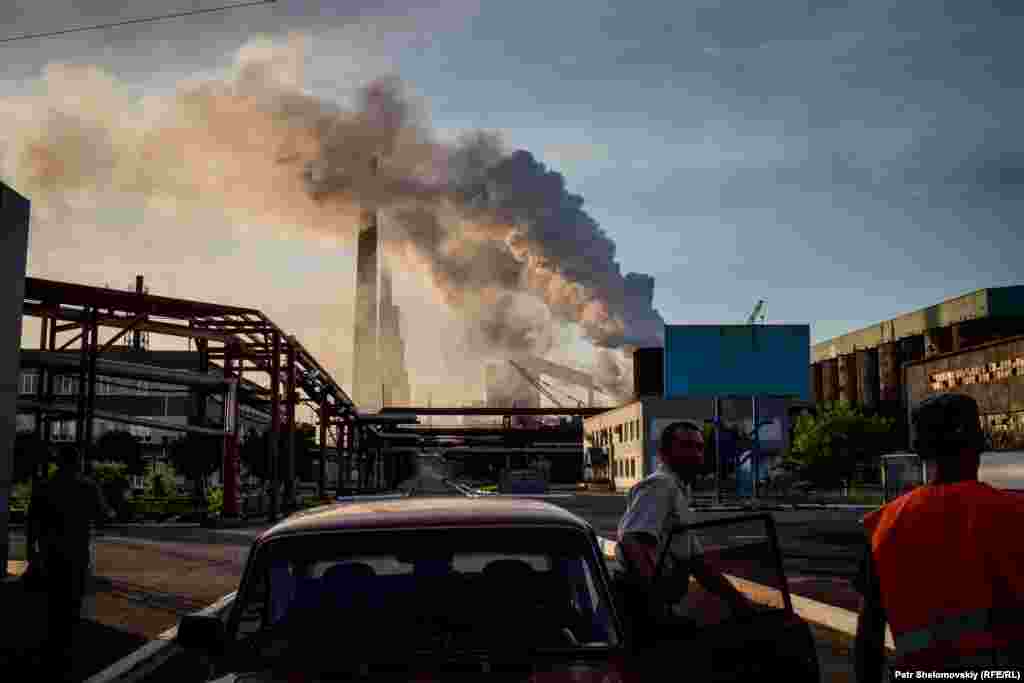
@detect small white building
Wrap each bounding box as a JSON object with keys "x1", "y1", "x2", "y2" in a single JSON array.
[
  {"x1": 583, "y1": 398, "x2": 714, "y2": 491},
  {"x1": 583, "y1": 396, "x2": 797, "y2": 492}
]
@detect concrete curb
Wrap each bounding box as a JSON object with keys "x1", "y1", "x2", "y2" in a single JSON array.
[
  {"x1": 596, "y1": 536, "x2": 894, "y2": 651},
  {"x1": 83, "y1": 591, "x2": 237, "y2": 683}
]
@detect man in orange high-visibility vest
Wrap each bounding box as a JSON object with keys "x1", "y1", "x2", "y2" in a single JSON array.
[{"x1": 853, "y1": 393, "x2": 1024, "y2": 682}]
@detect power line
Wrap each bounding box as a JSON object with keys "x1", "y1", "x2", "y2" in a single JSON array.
[{"x1": 1, "y1": 0, "x2": 276, "y2": 44}]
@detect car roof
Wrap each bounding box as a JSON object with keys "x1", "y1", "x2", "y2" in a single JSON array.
[{"x1": 257, "y1": 496, "x2": 592, "y2": 542}]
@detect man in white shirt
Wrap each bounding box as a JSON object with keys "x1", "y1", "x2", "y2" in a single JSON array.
[{"x1": 616, "y1": 421, "x2": 753, "y2": 628}]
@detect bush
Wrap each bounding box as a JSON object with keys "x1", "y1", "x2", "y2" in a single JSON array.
[
  {"x1": 92, "y1": 461, "x2": 132, "y2": 520},
  {"x1": 207, "y1": 487, "x2": 224, "y2": 515},
  {"x1": 127, "y1": 496, "x2": 196, "y2": 520},
  {"x1": 144, "y1": 464, "x2": 179, "y2": 499},
  {"x1": 9, "y1": 464, "x2": 59, "y2": 512}
]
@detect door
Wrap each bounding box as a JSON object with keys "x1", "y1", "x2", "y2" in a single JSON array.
[{"x1": 629, "y1": 513, "x2": 819, "y2": 683}]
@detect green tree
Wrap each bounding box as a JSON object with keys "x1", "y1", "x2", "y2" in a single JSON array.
[
  {"x1": 240, "y1": 427, "x2": 270, "y2": 482},
  {"x1": 239, "y1": 424, "x2": 322, "y2": 484},
  {"x1": 782, "y1": 400, "x2": 895, "y2": 490},
  {"x1": 95, "y1": 429, "x2": 145, "y2": 475},
  {"x1": 92, "y1": 461, "x2": 131, "y2": 519},
  {"x1": 145, "y1": 462, "x2": 179, "y2": 498},
  {"x1": 293, "y1": 423, "x2": 320, "y2": 481},
  {"x1": 168, "y1": 432, "x2": 222, "y2": 502}
]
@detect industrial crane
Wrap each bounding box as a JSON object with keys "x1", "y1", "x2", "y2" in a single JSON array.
[
  {"x1": 747, "y1": 299, "x2": 767, "y2": 324},
  {"x1": 508, "y1": 360, "x2": 573, "y2": 408}
]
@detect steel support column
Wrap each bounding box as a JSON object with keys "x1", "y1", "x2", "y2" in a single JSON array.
[
  {"x1": 284, "y1": 345, "x2": 296, "y2": 512},
  {"x1": 319, "y1": 399, "x2": 328, "y2": 500},
  {"x1": 75, "y1": 311, "x2": 90, "y2": 469},
  {"x1": 84, "y1": 308, "x2": 99, "y2": 470},
  {"x1": 222, "y1": 343, "x2": 241, "y2": 518},
  {"x1": 33, "y1": 317, "x2": 49, "y2": 471},
  {"x1": 45, "y1": 322, "x2": 56, "y2": 447},
  {"x1": 268, "y1": 333, "x2": 281, "y2": 522},
  {"x1": 342, "y1": 421, "x2": 351, "y2": 490}
]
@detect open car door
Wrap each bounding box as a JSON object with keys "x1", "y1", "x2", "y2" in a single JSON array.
[{"x1": 629, "y1": 513, "x2": 820, "y2": 683}]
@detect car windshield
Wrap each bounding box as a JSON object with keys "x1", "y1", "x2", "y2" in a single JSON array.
[{"x1": 227, "y1": 526, "x2": 619, "y2": 673}]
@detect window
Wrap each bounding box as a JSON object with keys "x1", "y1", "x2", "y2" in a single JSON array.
[
  {"x1": 59, "y1": 376, "x2": 79, "y2": 395},
  {"x1": 54, "y1": 421, "x2": 75, "y2": 441},
  {"x1": 129, "y1": 424, "x2": 152, "y2": 441},
  {"x1": 231, "y1": 528, "x2": 619, "y2": 667},
  {"x1": 19, "y1": 371, "x2": 38, "y2": 395}
]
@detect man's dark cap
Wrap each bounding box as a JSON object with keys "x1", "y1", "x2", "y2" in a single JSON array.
[{"x1": 911, "y1": 393, "x2": 984, "y2": 457}]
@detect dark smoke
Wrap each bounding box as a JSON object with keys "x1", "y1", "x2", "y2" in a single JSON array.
[{"x1": 4, "y1": 38, "x2": 666, "y2": 365}]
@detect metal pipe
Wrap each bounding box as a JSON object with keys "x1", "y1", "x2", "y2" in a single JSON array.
[
  {"x1": 269, "y1": 333, "x2": 280, "y2": 521},
  {"x1": 17, "y1": 399, "x2": 229, "y2": 436},
  {"x1": 22, "y1": 351, "x2": 234, "y2": 388}
]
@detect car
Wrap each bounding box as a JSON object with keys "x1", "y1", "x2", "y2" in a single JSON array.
[{"x1": 174, "y1": 497, "x2": 819, "y2": 682}]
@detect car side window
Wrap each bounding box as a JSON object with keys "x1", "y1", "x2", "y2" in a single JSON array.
[{"x1": 234, "y1": 565, "x2": 271, "y2": 641}]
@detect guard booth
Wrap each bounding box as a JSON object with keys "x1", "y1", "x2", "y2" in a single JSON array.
[
  {"x1": 880, "y1": 451, "x2": 1024, "y2": 502},
  {"x1": 880, "y1": 453, "x2": 928, "y2": 502}
]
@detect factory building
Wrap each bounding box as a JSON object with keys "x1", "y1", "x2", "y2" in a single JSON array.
[
  {"x1": 16, "y1": 347, "x2": 272, "y2": 492},
  {"x1": 810, "y1": 286, "x2": 1024, "y2": 448}
]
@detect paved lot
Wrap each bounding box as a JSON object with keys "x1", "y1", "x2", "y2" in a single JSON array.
[{"x1": 4, "y1": 494, "x2": 874, "y2": 681}]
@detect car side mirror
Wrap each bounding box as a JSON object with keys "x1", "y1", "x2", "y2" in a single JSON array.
[{"x1": 176, "y1": 614, "x2": 226, "y2": 656}]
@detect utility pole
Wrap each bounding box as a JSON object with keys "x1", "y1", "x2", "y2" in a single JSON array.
[{"x1": 713, "y1": 397, "x2": 722, "y2": 506}]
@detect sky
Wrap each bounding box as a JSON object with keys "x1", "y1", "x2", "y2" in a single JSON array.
[{"x1": 3, "y1": 0, "x2": 1022, "y2": 406}]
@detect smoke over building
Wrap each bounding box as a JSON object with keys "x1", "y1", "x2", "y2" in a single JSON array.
[{"x1": 3, "y1": 37, "x2": 668, "y2": 403}]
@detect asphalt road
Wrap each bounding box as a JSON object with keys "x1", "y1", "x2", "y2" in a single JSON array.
[{"x1": 64, "y1": 491, "x2": 868, "y2": 609}]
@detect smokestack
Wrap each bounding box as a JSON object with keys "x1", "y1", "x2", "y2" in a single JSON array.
[
  {"x1": 352, "y1": 157, "x2": 381, "y2": 410},
  {"x1": 134, "y1": 275, "x2": 144, "y2": 350}
]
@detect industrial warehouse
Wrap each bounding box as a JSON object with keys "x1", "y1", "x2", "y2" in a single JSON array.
[{"x1": 810, "y1": 285, "x2": 1024, "y2": 448}]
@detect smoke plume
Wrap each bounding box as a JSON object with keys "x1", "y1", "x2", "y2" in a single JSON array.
[{"x1": 1, "y1": 33, "x2": 665, "y2": 367}]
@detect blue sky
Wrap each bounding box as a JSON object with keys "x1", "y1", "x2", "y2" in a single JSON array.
[{"x1": 2, "y1": 0, "x2": 1022, "y2": 400}]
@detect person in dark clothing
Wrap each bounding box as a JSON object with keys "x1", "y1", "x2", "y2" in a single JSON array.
[{"x1": 28, "y1": 444, "x2": 114, "y2": 681}]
